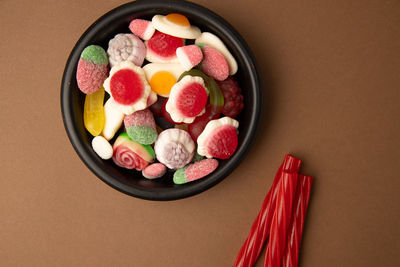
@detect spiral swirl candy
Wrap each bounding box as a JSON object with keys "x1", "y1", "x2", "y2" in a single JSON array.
[
  {"x1": 234, "y1": 155, "x2": 301, "y2": 267},
  {"x1": 112, "y1": 133, "x2": 155, "y2": 171},
  {"x1": 282, "y1": 175, "x2": 313, "y2": 267},
  {"x1": 264, "y1": 171, "x2": 299, "y2": 267}
]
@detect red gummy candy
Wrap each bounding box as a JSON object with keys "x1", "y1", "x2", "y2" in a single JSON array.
[
  {"x1": 147, "y1": 31, "x2": 183, "y2": 59},
  {"x1": 205, "y1": 125, "x2": 238, "y2": 159},
  {"x1": 76, "y1": 59, "x2": 108, "y2": 94},
  {"x1": 176, "y1": 82, "x2": 208, "y2": 117},
  {"x1": 149, "y1": 96, "x2": 167, "y2": 117},
  {"x1": 217, "y1": 77, "x2": 244, "y2": 118},
  {"x1": 110, "y1": 69, "x2": 144, "y2": 105},
  {"x1": 187, "y1": 106, "x2": 220, "y2": 142}
]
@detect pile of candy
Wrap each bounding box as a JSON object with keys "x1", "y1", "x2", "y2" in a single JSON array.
[{"x1": 76, "y1": 13, "x2": 244, "y2": 184}]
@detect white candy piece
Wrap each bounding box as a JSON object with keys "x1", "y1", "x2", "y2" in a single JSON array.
[
  {"x1": 103, "y1": 61, "x2": 151, "y2": 115},
  {"x1": 154, "y1": 129, "x2": 195, "y2": 169},
  {"x1": 92, "y1": 136, "x2": 113, "y2": 160},
  {"x1": 107, "y1": 33, "x2": 146, "y2": 67},
  {"x1": 197, "y1": 117, "x2": 239, "y2": 158},
  {"x1": 166, "y1": 75, "x2": 208, "y2": 124},
  {"x1": 102, "y1": 98, "x2": 124, "y2": 141},
  {"x1": 195, "y1": 32, "x2": 238, "y2": 75},
  {"x1": 152, "y1": 15, "x2": 201, "y2": 39}
]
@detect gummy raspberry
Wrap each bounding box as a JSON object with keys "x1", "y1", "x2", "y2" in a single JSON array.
[{"x1": 217, "y1": 77, "x2": 244, "y2": 118}]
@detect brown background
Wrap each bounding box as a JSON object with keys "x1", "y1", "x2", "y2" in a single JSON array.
[{"x1": 1, "y1": 0, "x2": 399, "y2": 266}]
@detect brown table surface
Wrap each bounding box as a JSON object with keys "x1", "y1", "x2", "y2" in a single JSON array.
[{"x1": 1, "y1": 0, "x2": 399, "y2": 266}]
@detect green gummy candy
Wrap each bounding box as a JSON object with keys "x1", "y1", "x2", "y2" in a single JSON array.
[
  {"x1": 126, "y1": 126, "x2": 157, "y2": 145},
  {"x1": 81, "y1": 45, "x2": 108, "y2": 65},
  {"x1": 173, "y1": 167, "x2": 188, "y2": 185}
]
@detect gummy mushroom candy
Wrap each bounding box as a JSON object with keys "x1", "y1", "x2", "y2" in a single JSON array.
[{"x1": 197, "y1": 117, "x2": 239, "y2": 159}]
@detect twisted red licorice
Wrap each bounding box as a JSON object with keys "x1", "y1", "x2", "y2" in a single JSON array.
[
  {"x1": 264, "y1": 171, "x2": 298, "y2": 267},
  {"x1": 234, "y1": 155, "x2": 301, "y2": 267},
  {"x1": 282, "y1": 175, "x2": 313, "y2": 267}
]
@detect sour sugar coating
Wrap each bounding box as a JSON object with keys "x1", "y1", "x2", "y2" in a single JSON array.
[
  {"x1": 217, "y1": 77, "x2": 244, "y2": 118},
  {"x1": 124, "y1": 109, "x2": 157, "y2": 145},
  {"x1": 176, "y1": 45, "x2": 203, "y2": 71},
  {"x1": 103, "y1": 61, "x2": 151, "y2": 115},
  {"x1": 199, "y1": 45, "x2": 229, "y2": 81},
  {"x1": 76, "y1": 45, "x2": 109, "y2": 94},
  {"x1": 154, "y1": 128, "x2": 195, "y2": 169},
  {"x1": 129, "y1": 19, "x2": 155, "y2": 40},
  {"x1": 195, "y1": 32, "x2": 238, "y2": 75},
  {"x1": 166, "y1": 75, "x2": 208, "y2": 124},
  {"x1": 142, "y1": 163, "x2": 167, "y2": 179},
  {"x1": 197, "y1": 117, "x2": 239, "y2": 159},
  {"x1": 92, "y1": 136, "x2": 113, "y2": 160},
  {"x1": 145, "y1": 31, "x2": 184, "y2": 63},
  {"x1": 112, "y1": 133, "x2": 155, "y2": 171},
  {"x1": 83, "y1": 86, "x2": 105, "y2": 136},
  {"x1": 102, "y1": 98, "x2": 124, "y2": 141},
  {"x1": 107, "y1": 33, "x2": 146, "y2": 67},
  {"x1": 173, "y1": 159, "x2": 219, "y2": 184}
]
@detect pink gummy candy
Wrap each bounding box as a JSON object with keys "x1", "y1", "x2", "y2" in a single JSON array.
[
  {"x1": 205, "y1": 124, "x2": 238, "y2": 159},
  {"x1": 142, "y1": 163, "x2": 167, "y2": 179},
  {"x1": 200, "y1": 46, "x2": 229, "y2": 81},
  {"x1": 176, "y1": 45, "x2": 203, "y2": 70},
  {"x1": 186, "y1": 159, "x2": 219, "y2": 182},
  {"x1": 76, "y1": 59, "x2": 108, "y2": 94},
  {"x1": 129, "y1": 19, "x2": 155, "y2": 40},
  {"x1": 124, "y1": 109, "x2": 156, "y2": 129}
]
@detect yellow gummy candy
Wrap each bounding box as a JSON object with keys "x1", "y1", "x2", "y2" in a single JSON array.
[{"x1": 84, "y1": 87, "x2": 105, "y2": 136}]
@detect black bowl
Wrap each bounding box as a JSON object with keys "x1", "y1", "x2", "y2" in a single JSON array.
[{"x1": 61, "y1": 0, "x2": 262, "y2": 201}]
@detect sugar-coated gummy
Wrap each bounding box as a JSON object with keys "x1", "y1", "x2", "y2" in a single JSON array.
[
  {"x1": 154, "y1": 128, "x2": 195, "y2": 169},
  {"x1": 107, "y1": 34, "x2": 146, "y2": 67},
  {"x1": 129, "y1": 19, "x2": 155, "y2": 40},
  {"x1": 142, "y1": 163, "x2": 167, "y2": 179},
  {"x1": 81, "y1": 45, "x2": 109, "y2": 65},
  {"x1": 200, "y1": 46, "x2": 229, "y2": 81},
  {"x1": 173, "y1": 158, "x2": 219, "y2": 184}
]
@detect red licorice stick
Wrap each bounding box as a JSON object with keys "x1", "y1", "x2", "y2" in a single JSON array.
[
  {"x1": 282, "y1": 175, "x2": 313, "y2": 267},
  {"x1": 234, "y1": 155, "x2": 301, "y2": 267},
  {"x1": 264, "y1": 171, "x2": 299, "y2": 267}
]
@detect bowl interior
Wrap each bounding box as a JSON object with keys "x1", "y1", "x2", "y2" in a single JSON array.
[{"x1": 61, "y1": 0, "x2": 261, "y2": 200}]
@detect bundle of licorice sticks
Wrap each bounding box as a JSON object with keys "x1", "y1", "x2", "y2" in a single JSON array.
[{"x1": 234, "y1": 155, "x2": 313, "y2": 267}]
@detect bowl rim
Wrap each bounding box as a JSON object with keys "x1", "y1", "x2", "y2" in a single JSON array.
[{"x1": 60, "y1": 0, "x2": 263, "y2": 201}]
